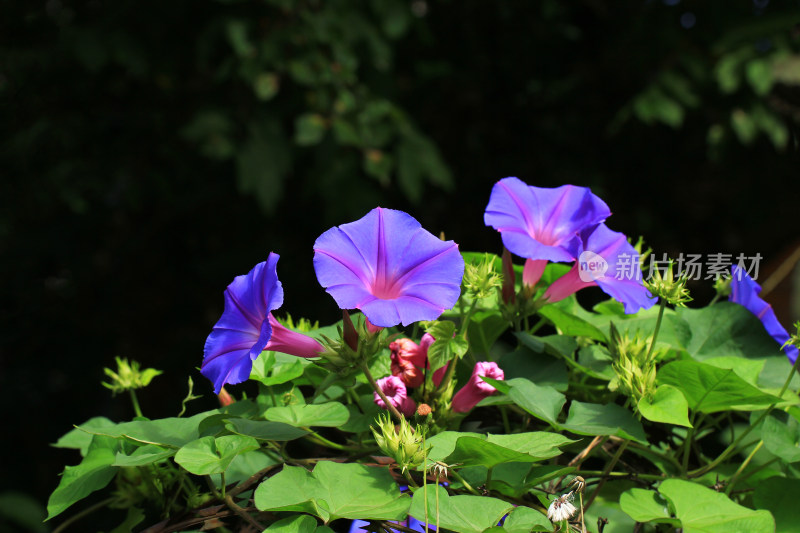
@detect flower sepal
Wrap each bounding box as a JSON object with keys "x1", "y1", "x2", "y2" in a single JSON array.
[{"x1": 316, "y1": 312, "x2": 389, "y2": 374}]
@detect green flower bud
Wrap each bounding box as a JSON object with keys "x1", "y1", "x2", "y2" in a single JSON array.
[
  {"x1": 102, "y1": 357, "x2": 162, "y2": 396},
  {"x1": 713, "y1": 275, "x2": 732, "y2": 298},
  {"x1": 645, "y1": 260, "x2": 692, "y2": 307},
  {"x1": 608, "y1": 324, "x2": 661, "y2": 406},
  {"x1": 370, "y1": 413, "x2": 429, "y2": 473},
  {"x1": 463, "y1": 253, "x2": 503, "y2": 302}
]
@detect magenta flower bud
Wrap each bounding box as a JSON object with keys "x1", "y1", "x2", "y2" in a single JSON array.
[
  {"x1": 451, "y1": 362, "x2": 505, "y2": 413},
  {"x1": 373, "y1": 375, "x2": 417, "y2": 417}
]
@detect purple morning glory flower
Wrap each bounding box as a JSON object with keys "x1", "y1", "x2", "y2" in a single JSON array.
[
  {"x1": 313, "y1": 207, "x2": 465, "y2": 327},
  {"x1": 730, "y1": 265, "x2": 798, "y2": 363},
  {"x1": 484, "y1": 178, "x2": 611, "y2": 286},
  {"x1": 202, "y1": 253, "x2": 325, "y2": 393},
  {"x1": 543, "y1": 223, "x2": 655, "y2": 314}
]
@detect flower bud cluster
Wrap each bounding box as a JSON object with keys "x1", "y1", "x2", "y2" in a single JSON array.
[
  {"x1": 371, "y1": 413, "x2": 428, "y2": 473},
  {"x1": 608, "y1": 324, "x2": 660, "y2": 405}
]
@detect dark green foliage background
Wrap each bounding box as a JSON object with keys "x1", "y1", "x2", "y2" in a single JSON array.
[{"x1": 1, "y1": 0, "x2": 799, "y2": 523}]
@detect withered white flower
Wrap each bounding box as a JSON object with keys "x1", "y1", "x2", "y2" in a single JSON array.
[{"x1": 547, "y1": 493, "x2": 577, "y2": 523}]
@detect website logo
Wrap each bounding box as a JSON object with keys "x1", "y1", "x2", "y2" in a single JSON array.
[{"x1": 579, "y1": 251, "x2": 608, "y2": 282}]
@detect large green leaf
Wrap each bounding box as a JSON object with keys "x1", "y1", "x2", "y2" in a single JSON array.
[
  {"x1": 497, "y1": 346, "x2": 568, "y2": 392},
  {"x1": 53, "y1": 417, "x2": 116, "y2": 456},
  {"x1": 251, "y1": 351, "x2": 309, "y2": 386},
  {"x1": 264, "y1": 514, "x2": 319, "y2": 533},
  {"x1": 677, "y1": 303, "x2": 799, "y2": 389},
  {"x1": 754, "y1": 476, "x2": 800, "y2": 533},
  {"x1": 578, "y1": 303, "x2": 690, "y2": 353},
  {"x1": 487, "y1": 377, "x2": 566, "y2": 425},
  {"x1": 264, "y1": 402, "x2": 350, "y2": 428},
  {"x1": 658, "y1": 360, "x2": 781, "y2": 413},
  {"x1": 174, "y1": 435, "x2": 260, "y2": 475},
  {"x1": 76, "y1": 410, "x2": 220, "y2": 447},
  {"x1": 560, "y1": 401, "x2": 648, "y2": 444},
  {"x1": 113, "y1": 444, "x2": 175, "y2": 466},
  {"x1": 46, "y1": 440, "x2": 118, "y2": 520},
  {"x1": 502, "y1": 506, "x2": 553, "y2": 532},
  {"x1": 441, "y1": 432, "x2": 573, "y2": 469},
  {"x1": 760, "y1": 411, "x2": 800, "y2": 462},
  {"x1": 659, "y1": 479, "x2": 774, "y2": 532},
  {"x1": 537, "y1": 305, "x2": 607, "y2": 342},
  {"x1": 619, "y1": 488, "x2": 676, "y2": 524},
  {"x1": 225, "y1": 418, "x2": 310, "y2": 441},
  {"x1": 255, "y1": 462, "x2": 410, "y2": 523},
  {"x1": 468, "y1": 310, "x2": 508, "y2": 356},
  {"x1": 408, "y1": 485, "x2": 513, "y2": 533},
  {"x1": 637, "y1": 384, "x2": 692, "y2": 427}
]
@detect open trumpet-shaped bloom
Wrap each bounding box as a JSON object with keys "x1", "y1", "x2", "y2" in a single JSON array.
[
  {"x1": 484, "y1": 177, "x2": 611, "y2": 264},
  {"x1": 202, "y1": 254, "x2": 325, "y2": 393},
  {"x1": 451, "y1": 361, "x2": 504, "y2": 413},
  {"x1": 730, "y1": 265, "x2": 798, "y2": 363},
  {"x1": 313, "y1": 207, "x2": 465, "y2": 327},
  {"x1": 543, "y1": 224, "x2": 654, "y2": 314}
]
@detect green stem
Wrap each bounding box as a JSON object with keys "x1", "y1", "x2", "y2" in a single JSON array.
[
  {"x1": 486, "y1": 466, "x2": 493, "y2": 492},
  {"x1": 529, "y1": 318, "x2": 546, "y2": 335},
  {"x1": 500, "y1": 406, "x2": 511, "y2": 434},
  {"x1": 403, "y1": 469, "x2": 419, "y2": 489},
  {"x1": 584, "y1": 440, "x2": 629, "y2": 512},
  {"x1": 461, "y1": 300, "x2": 479, "y2": 336},
  {"x1": 361, "y1": 362, "x2": 404, "y2": 421},
  {"x1": 690, "y1": 354, "x2": 800, "y2": 478},
  {"x1": 448, "y1": 469, "x2": 480, "y2": 495},
  {"x1": 681, "y1": 413, "x2": 698, "y2": 472},
  {"x1": 709, "y1": 293, "x2": 721, "y2": 306},
  {"x1": 52, "y1": 497, "x2": 116, "y2": 533},
  {"x1": 725, "y1": 440, "x2": 763, "y2": 495},
  {"x1": 129, "y1": 389, "x2": 143, "y2": 418},
  {"x1": 574, "y1": 470, "x2": 665, "y2": 482},
  {"x1": 305, "y1": 430, "x2": 362, "y2": 452},
  {"x1": 645, "y1": 299, "x2": 666, "y2": 362}
]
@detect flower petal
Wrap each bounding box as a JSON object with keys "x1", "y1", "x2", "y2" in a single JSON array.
[
  {"x1": 730, "y1": 265, "x2": 798, "y2": 363},
  {"x1": 484, "y1": 177, "x2": 611, "y2": 262},
  {"x1": 201, "y1": 254, "x2": 284, "y2": 393},
  {"x1": 314, "y1": 207, "x2": 464, "y2": 326}
]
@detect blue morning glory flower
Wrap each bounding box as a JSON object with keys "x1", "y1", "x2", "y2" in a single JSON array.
[
  {"x1": 543, "y1": 223, "x2": 655, "y2": 314},
  {"x1": 313, "y1": 207, "x2": 465, "y2": 327},
  {"x1": 202, "y1": 253, "x2": 324, "y2": 393},
  {"x1": 484, "y1": 177, "x2": 611, "y2": 263},
  {"x1": 730, "y1": 265, "x2": 798, "y2": 363}
]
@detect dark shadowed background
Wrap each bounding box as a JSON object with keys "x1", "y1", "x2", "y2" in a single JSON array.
[{"x1": 2, "y1": 0, "x2": 800, "y2": 530}]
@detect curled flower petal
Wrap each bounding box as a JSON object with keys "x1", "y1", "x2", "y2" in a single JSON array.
[
  {"x1": 543, "y1": 224, "x2": 655, "y2": 314},
  {"x1": 374, "y1": 375, "x2": 417, "y2": 416},
  {"x1": 451, "y1": 362, "x2": 504, "y2": 413},
  {"x1": 484, "y1": 177, "x2": 611, "y2": 263},
  {"x1": 313, "y1": 207, "x2": 465, "y2": 327},
  {"x1": 201, "y1": 254, "x2": 324, "y2": 393},
  {"x1": 730, "y1": 265, "x2": 798, "y2": 363}
]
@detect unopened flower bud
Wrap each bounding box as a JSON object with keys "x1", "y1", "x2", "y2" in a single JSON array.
[
  {"x1": 645, "y1": 260, "x2": 692, "y2": 307},
  {"x1": 463, "y1": 253, "x2": 503, "y2": 301}
]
